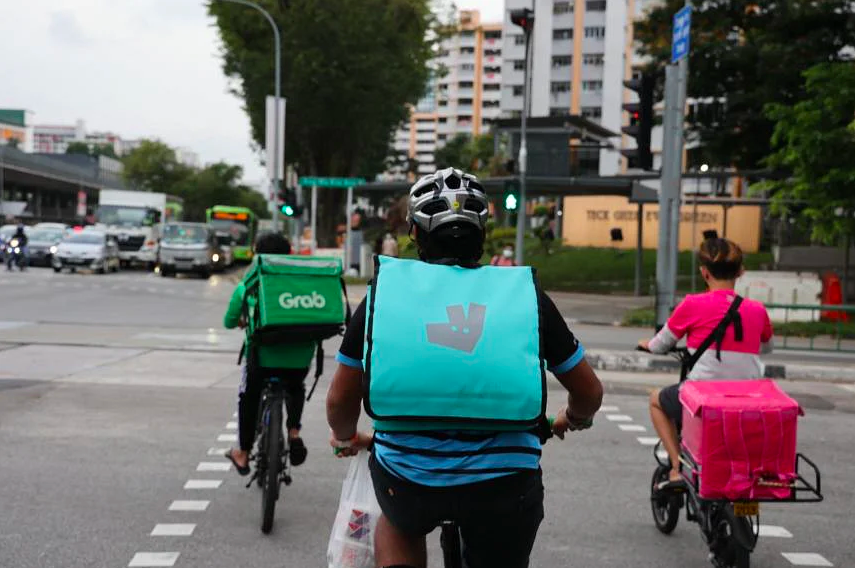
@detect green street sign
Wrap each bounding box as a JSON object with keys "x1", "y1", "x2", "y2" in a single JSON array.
[{"x1": 298, "y1": 177, "x2": 366, "y2": 188}]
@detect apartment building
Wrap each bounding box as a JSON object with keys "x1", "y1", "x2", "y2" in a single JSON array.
[
  {"x1": 500, "y1": 0, "x2": 663, "y2": 176},
  {"x1": 385, "y1": 9, "x2": 503, "y2": 180}
]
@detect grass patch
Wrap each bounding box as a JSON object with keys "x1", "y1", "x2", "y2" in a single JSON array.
[
  {"x1": 622, "y1": 307, "x2": 656, "y2": 327},
  {"x1": 774, "y1": 320, "x2": 855, "y2": 339}
]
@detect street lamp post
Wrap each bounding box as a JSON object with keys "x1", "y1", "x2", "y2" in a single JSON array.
[
  {"x1": 510, "y1": 8, "x2": 534, "y2": 266},
  {"x1": 214, "y1": 0, "x2": 282, "y2": 234}
]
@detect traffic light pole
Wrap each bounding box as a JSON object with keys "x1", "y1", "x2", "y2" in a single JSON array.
[{"x1": 514, "y1": 28, "x2": 532, "y2": 266}]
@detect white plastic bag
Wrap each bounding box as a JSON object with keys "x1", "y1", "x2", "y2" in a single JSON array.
[{"x1": 327, "y1": 452, "x2": 381, "y2": 568}]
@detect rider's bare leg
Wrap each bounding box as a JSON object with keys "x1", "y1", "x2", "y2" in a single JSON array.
[
  {"x1": 374, "y1": 514, "x2": 427, "y2": 568},
  {"x1": 649, "y1": 389, "x2": 681, "y2": 482}
]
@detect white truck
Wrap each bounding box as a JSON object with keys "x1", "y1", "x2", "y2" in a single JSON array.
[{"x1": 95, "y1": 189, "x2": 183, "y2": 269}]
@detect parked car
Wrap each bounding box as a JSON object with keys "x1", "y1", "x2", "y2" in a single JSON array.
[
  {"x1": 52, "y1": 230, "x2": 120, "y2": 274},
  {"x1": 159, "y1": 223, "x2": 218, "y2": 278},
  {"x1": 27, "y1": 227, "x2": 67, "y2": 267}
]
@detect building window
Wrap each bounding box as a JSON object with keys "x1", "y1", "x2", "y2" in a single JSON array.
[
  {"x1": 513, "y1": 59, "x2": 526, "y2": 71},
  {"x1": 483, "y1": 100, "x2": 501, "y2": 108},
  {"x1": 484, "y1": 48, "x2": 501, "y2": 57},
  {"x1": 583, "y1": 53, "x2": 605, "y2": 66},
  {"x1": 550, "y1": 107, "x2": 570, "y2": 117},
  {"x1": 438, "y1": 117, "x2": 447, "y2": 123},
  {"x1": 586, "y1": 0, "x2": 607, "y2": 11},
  {"x1": 553, "y1": 29, "x2": 573, "y2": 40},
  {"x1": 459, "y1": 99, "x2": 474, "y2": 106},
  {"x1": 512, "y1": 85, "x2": 524, "y2": 97},
  {"x1": 485, "y1": 31, "x2": 502, "y2": 40},
  {"x1": 460, "y1": 47, "x2": 475, "y2": 55},
  {"x1": 438, "y1": 49, "x2": 449, "y2": 57},
  {"x1": 582, "y1": 80, "x2": 603, "y2": 91},
  {"x1": 582, "y1": 106, "x2": 603, "y2": 119},
  {"x1": 484, "y1": 66, "x2": 501, "y2": 74},
  {"x1": 552, "y1": 55, "x2": 572, "y2": 67},
  {"x1": 514, "y1": 34, "x2": 526, "y2": 46},
  {"x1": 461, "y1": 63, "x2": 475, "y2": 71},
  {"x1": 458, "y1": 81, "x2": 474, "y2": 89},
  {"x1": 550, "y1": 81, "x2": 571, "y2": 93},
  {"x1": 438, "y1": 100, "x2": 448, "y2": 107},
  {"x1": 553, "y1": 1, "x2": 573, "y2": 14},
  {"x1": 585, "y1": 27, "x2": 606, "y2": 39},
  {"x1": 460, "y1": 30, "x2": 475, "y2": 38},
  {"x1": 484, "y1": 83, "x2": 501, "y2": 91}
]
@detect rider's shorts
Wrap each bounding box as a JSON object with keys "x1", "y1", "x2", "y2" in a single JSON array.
[
  {"x1": 659, "y1": 383, "x2": 683, "y2": 430},
  {"x1": 369, "y1": 454, "x2": 544, "y2": 568}
]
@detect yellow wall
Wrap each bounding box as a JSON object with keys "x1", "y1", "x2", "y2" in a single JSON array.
[{"x1": 560, "y1": 196, "x2": 762, "y2": 252}]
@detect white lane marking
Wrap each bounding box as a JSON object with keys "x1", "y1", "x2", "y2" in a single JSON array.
[
  {"x1": 839, "y1": 384, "x2": 855, "y2": 394},
  {"x1": 605, "y1": 414, "x2": 633, "y2": 422},
  {"x1": 599, "y1": 405, "x2": 620, "y2": 412},
  {"x1": 758, "y1": 525, "x2": 793, "y2": 538},
  {"x1": 637, "y1": 437, "x2": 661, "y2": 446},
  {"x1": 217, "y1": 433, "x2": 238, "y2": 442},
  {"x1": 128, "y1": 552, "x2": 180, "y2": 567},
  {"x1": 184, "y1": 479, "x2": 222, "y2": 489},
  {"x1": 225, "y1": 421, "x2": 237, "y2": 429},
  {"x1": 207, "y1": 447, "x2": 230, "y2": 456},
  {"x1": 619, "y1": 424, "x2": 647, "y2": 432},
  {"x1": 169, "y1": 500, "x2": 209, "y2": 511},
  {"x1": 232, "y1": 411, "x2": 238, "y2": 418},
  {"x1": 151, "y1": 523, "x2": 196, "y2": 536},
  {"x1": 197, "y1": 461, "x2": 231, "y2": 472},
  {"x1": 781, "y1": 552, "x2": 833, "y2": 566}
]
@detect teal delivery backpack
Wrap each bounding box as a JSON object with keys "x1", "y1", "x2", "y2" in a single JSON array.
[{"x1": 363, "y1": 256, "x2": 546, "y2": 430}]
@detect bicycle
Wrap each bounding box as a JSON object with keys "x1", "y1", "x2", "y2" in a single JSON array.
[
  {"x1": 245, "y1": 375, "x2": 293, "y2": 534},
  {"x1": 642, "y1": 347, "x2": 823, "y2": 568}
]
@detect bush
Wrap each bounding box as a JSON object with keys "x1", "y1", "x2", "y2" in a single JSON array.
[{"x1": 622, "y1": 307, "x2": 656, "y2": 327}]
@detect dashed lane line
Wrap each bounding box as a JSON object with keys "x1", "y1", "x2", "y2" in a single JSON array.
[
  {"x1": 216, "y1": 433, "x2": 237, "y2": 443},
  {"x1": 225, "y1": 421, "x2": 237, "y2": 429},
  {"x1": 151, "y1": 524, "x2": 196, "y2": 537},
  {"x1": 207, "y1": 447, "x2": 230, "y2": 456},
  {"x1": 128, "y1": 552, "x2": 180, "y2": 567},
  {"x1": 781, "y1": 552, "x2": 834, "y2": 566},
  {"x1": 196, "y1": 461, "x2": 231, "y2": 472},
  {"x1": 184, "y1": 479, "x2": 223, "y2": 490},
  {"x1": 636, "y1": 437, "x2": 660, "y2": 446},
  {"x1": 758, "y1": 525, "x2": 793, "y2": 538},
  {"x1": 599, "y1": 405, "x2": 620, "y2": 412},
  {"x1": 605, "y1": 414, "x2": 633, "y2": 422},
  {"x1": 168, "y1": 500, "x2": 209, "y2": 512},
  {"x1": 618, "y1": 424, "x2": 647, "y2": 432}
]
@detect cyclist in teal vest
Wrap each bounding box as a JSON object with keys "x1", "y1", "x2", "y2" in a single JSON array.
[
  {"x1": 326, "y1": 167, "x2": 604, "y2": 568},
  {"x1": 223, "y1": 232, "x2": 314, "y2": 475}
]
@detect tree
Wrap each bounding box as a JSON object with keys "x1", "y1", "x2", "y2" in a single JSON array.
[
  {"x1": 66, "y1": 141, "x2": 118, "y2": 159},
  {"x1": 434, "y1": 133, "x2": 495, "y2": 176},
  {"x1": 209, "y1": 0, "x2": 436, "y2": 245},
  {"x1": 122, "y1": 139, "x2": 192, "y2": 193},
  {"x1": 65, "y1": 141, "x2": 92, "y2": 156},
  {"x1": 759, "y1": 63, "x2": 855, "y2": 245},
  {"x1": 634, "y1": 0, "x2": 855, "y2": 169}
]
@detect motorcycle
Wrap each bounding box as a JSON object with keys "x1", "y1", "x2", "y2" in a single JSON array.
[{"x1": 6, "y1": 238, "x2": 27, "y2": 271}]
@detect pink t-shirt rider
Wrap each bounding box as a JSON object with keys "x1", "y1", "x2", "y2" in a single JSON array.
[{"x1": 648, "y1": 289, "x2": 774, "y2": 380}]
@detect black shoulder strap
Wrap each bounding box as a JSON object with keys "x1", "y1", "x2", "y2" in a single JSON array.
[
  {"x1": 340, "y1": 277, "x2": 352, "y2": 327},
  {"x1": 681, "y1": 295, "x2": 744, "y2": 382}
]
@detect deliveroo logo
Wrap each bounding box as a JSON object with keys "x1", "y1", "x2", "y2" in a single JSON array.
[{"x1": 426, "y1": 304, "x2": 486, "y2": 353}]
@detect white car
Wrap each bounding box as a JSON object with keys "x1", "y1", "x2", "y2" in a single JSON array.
[{"x1": 52, "y1": 230, "x2": 120, "y2": 274}]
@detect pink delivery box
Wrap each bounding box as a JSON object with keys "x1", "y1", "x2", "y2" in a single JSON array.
[{"x1": 679, "y1": 379, "x2": 803, "y2": 501}]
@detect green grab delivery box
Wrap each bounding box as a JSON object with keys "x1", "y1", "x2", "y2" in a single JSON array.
[{"x1": 243, "y1": 254, "x2": 348, "y2": 344}]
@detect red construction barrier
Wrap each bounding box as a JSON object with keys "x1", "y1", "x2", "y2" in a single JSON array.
[{"x1": 821, "y1": 272, "x2": 849, "y2": 322}]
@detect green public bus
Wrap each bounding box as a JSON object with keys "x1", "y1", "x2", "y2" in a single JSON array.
[{"x1": 206, "y1": 205, "x2": 257, "y2": 262}]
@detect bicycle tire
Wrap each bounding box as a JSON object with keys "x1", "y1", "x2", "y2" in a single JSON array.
[
  {"x1": 710, "y1": 505, "x2": 752, "y2": 568},
  {"x1": 260, "y1": 399, "x2": 282, "y2": 534},
  {"x1": 440, "y1": 523, "x2": 463, "y2": 568},
  {"x1": 650, "y1": 465, "x2": 681, "y2": 534}
]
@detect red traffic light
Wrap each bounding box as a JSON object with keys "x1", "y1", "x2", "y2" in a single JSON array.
[{"x1": 510, "y1": 8, "x2": 534, "y2": 33}]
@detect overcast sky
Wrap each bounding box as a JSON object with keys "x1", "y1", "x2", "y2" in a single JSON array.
[{"x1": 0, "y1": 1, "x2": 503, "y2": 184}]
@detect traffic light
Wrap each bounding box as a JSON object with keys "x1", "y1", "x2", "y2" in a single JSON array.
[
  {"x1": 510, "y1": 8, "x2": 534, "y2": 34},
  {"x1": 278, "y1": 187, "x2": 303, "y2": 217},
  {"x1": 621, "y1": 73, "x2": 655, "y2": 171},
  {"x1": 503, "y1": 180, "x2": 519, "y2": 211}
]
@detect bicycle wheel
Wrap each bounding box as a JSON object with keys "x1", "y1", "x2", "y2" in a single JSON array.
[
  {"x1": 439, "y1": 522, "x2": 462, "y2": 568},
  {"x1": 260, "y1": 399, "x2": 282, "y2": 534},
  {"x1": 709, "y1": 505, "x2": 752, "y2": 568},
  {"x1": 650, "y1": 465, "x2": 681, "y2": 534}
]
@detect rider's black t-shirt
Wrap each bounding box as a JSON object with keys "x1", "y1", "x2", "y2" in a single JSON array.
[{"x1": 338, "y1": 289, "x2": 583, "y2": 373}]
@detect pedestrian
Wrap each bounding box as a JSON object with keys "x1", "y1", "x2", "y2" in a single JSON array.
[
  {"x1": 381, "y1": 232, "x2": 399, "y2": 258},
  {"x1": 490, "y1": 245, "x2": 517, "y2": 266},
  {"x1": 540, "y1": 220, "x2": 556, "y2": 254}
]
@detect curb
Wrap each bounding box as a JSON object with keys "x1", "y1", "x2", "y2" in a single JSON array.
[{"x1": 585, "y1": 349, "x2": 855, "y2": 384}]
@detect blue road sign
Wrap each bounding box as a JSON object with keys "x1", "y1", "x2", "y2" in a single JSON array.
[{"x1": 671, "y1": 5, "x2": 692, "y2": 63}]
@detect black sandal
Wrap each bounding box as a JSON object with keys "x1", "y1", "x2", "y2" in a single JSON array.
[
  {"x1": 224, "y1": 449, "x2": 251, "y2": 476},
  {"x1": 289, "y1": 437, "x2": 308, "y2": 466}
]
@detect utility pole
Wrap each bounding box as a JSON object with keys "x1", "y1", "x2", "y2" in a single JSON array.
[{"x1": 510, "y1": 8, "x2": 534, "y2": 266}]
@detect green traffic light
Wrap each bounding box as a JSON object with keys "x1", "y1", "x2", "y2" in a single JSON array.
[
  {"x1": 281, "y1": 204, "x2": 294, "y2": 216},
  {"x1": 504, "y1": 193, "x2": 518, "y2": 211}
]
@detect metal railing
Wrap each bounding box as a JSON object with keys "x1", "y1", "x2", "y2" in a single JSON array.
[{"x1": 767, "y1": 303, "x2": 855, "y2": 352}]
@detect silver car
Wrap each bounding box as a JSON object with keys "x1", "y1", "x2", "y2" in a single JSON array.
[
  {"x1": 159, "y1": 223, "x2": 218, "y2": 278},
  {"x1": 28, "y1": 227, "x2": 67, "y2": 267},
  {"x1": 52, "y1": 230, "x2": 120, "y2": 274}
]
